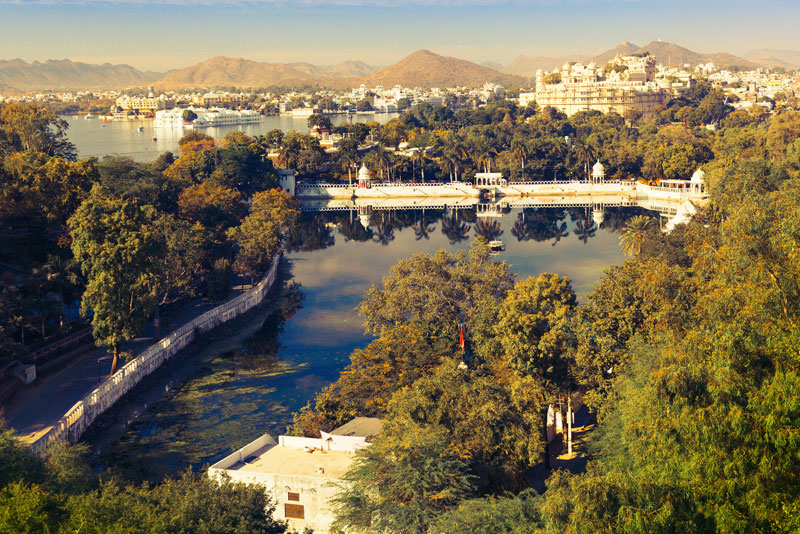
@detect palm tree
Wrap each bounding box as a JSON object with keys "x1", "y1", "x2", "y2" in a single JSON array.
[
  {"x1": 550, "y1": 222, "x2": 570, "y2": 246},
  {"x1": 619, "y1": 215, "x2": 654, "y2": 256},
  {"x1": 441, "y1": 213, "x2": 471, "y2": 244},
  {"x1": 373, "y1": 216, "x2": 396, "y2": 246},
  {"x1": 511, "y1": 212, "x2": 533, "y2": 242},
  {"x1": 474, "y1": 219, "x2": 503, "y2": 241},
  {"x1": 574, "y1": 214, "x2": 597, "y2": 245},
  {"x1": 572, "y1": 140, "x2": 594, "y2": 181},
  {"x1": 510, "y1": 138, "x2": 530, "y2": 180}
]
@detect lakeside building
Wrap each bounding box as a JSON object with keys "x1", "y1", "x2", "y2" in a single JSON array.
[
  {"x1": 115, "y1": 94, "x2": 175, "y2": 116},
  {"x1": 532, "y1": 54, "x2": 673, "y2": 116},
  {"x1": 209, "y1": 417, "x2": 382, "y2": 534},
  {"x1": 192, "y1": 91, "x2": 247, "y2": 107},
  {"x1": 154, "y1": 107, "x2": 262, "y2": 128}
]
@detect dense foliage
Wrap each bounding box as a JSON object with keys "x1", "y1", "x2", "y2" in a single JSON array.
[
  {"x1": 0, "y1": 424, "x2": 290, "y2": 533},
  {"x1": 288, "y1": 103, "x2": 800, "y2": 533},
  {"x1": 0, "y1": 108, "x2": 297, "y2": 372}
]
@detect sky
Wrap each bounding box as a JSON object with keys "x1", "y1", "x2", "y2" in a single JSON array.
[{"x1": 1, "y1": 0, "x2": 799, "y2": 71}]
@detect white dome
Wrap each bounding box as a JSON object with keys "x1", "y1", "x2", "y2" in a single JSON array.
[
  {"x1": 691, "y1": 168, "x2": 705, "y2": 183},
  {"x1": 592, "y1": 208, "x2": 605, "y2": 227},
  {"x1": 358, "y1": 164, "x2": 371, "y2": 181},
  {"x1": 535, "y1": 69, "x2": 543, "y2": 76},
  {"x1": 562, "y1": 62, "x2": 571, "y2": 71},
  {"x1": 592, "y1": 160, "x2": 605, "y2": 173},
  {"x1": 359, "y1": 213, "x2": 371, "y2": 229}
]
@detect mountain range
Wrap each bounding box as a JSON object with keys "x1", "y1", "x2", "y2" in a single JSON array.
[
  {"x1": 503, "y1": 40, "x2": 798, "y2": 78},
  {"x1": 0, "y1": 41, "x2": 797, "y2": 92}
]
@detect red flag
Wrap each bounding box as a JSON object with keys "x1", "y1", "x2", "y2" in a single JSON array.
[{"x1": 459, "y1": 323, "x2": 465, "y2": 351}]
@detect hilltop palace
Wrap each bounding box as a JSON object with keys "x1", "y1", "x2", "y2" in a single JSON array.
[{"x1": 519, "y1": 54, "x2": 675, "y2": 117}]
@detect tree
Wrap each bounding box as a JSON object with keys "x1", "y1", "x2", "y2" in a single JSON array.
[
  {"x1": 496, "y1": 273, "x2": 577, "y2": 390},
  {"x1": 358, "y1": 239, "x2": 514, "y2": 337},
  {"x1": 227, "y1": 189, "x2": 299, "y2": 279},
  {"x1": 619, "y1": 214, "x2": 655, "y2": 256},
  {"x1": 0, "y1": 102, "x2": 76, "y2": 159},
  {"x1": 307, "y1": 113, "x2": 332, "y2": 131},
  {"x1": 543, "y1": 72, "x2": 561, "y2": 85},
  {"x1": 356, "y1": 98, "x2": 373, "y2": 112},
  {"x1": 182, "y1": 109, "x2": 198, "y2": 123},
  {"x1": 331, "y1": 427, "x2": 477, "y2": 534},
  {"x1": 69, "y1": 185, "x2": 164, "y2": 376}
]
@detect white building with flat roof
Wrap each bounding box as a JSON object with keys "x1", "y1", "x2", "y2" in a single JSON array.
[{"x1": 208, "y1": 417, "x2": 382, "y2": 534}]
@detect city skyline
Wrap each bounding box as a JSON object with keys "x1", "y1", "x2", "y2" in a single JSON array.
[{"x1": 2, "y1": 0, "x2": 800, "y2": 71}]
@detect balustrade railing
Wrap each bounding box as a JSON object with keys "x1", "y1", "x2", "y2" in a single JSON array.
[{"x1": 30, "y1": 256, "x2": 282, "y2": 456}]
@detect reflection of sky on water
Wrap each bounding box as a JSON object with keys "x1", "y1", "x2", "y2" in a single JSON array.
[
  {"x1": 66, "y1": 113, "x2": 399, "y2": 161},
  {"x1": 100, "y1": 207, "x2": 633, "y2": 481}
]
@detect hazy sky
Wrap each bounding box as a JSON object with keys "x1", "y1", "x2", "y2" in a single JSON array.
[{"x1": 2, "y1": 0, "x2": 799, "y2": 71}]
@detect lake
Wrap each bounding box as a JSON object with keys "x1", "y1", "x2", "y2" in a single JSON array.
[{"x1": 65, "y1": 112, "x2": 400, "y2": 161}]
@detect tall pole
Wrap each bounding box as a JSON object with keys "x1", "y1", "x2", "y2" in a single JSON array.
[{"x1": 567, "y1": 394, "x2": 573, "y2": 456}]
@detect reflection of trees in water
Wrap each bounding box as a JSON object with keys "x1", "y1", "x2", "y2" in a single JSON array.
[
  {"x1": 510, "y1": 208, "x2": 570, "y2": 244},
  {"x1": 239, "y1": 279, "x2": 304, "y2": 371},
  {"x1": 571, "y1": 208, "x2": 597, "y2": 245},
  {"x1": 287, "y1": 212, "x2": 335, "y2": 252},
  {"x1": 411, "y1": 208, "x2": 438, "y2": 241},
  {"x1": 474, "y1": 219, "x2": 503, "y2": 241},
  {"x1": 601, "y1": 206, "x2": 655, "y2": 233},
  {"x1": 373, "y1": 213, "x2": 396, "y2": 246},
  {"x1": 441, "y1": 212, "x2": 471, "y2": 244},
  {"x1": 338, "y1": 214, "x2": 374, "y2": 242},
  {"x1": 294, "y1": 205, "x2": 662, "y2": 249}
]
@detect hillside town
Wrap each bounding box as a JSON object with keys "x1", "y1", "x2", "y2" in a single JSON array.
[{"x1": 1, "y1": 52, "x2": 797, "y2": 124}]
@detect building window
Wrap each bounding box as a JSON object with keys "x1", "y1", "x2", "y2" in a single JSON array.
[
  {"x1": 288, "y1": 492, "x2": 300, "y2": 502},
  {"x1": 285, "y1": 503, "x2": 305, "y2": 520}
]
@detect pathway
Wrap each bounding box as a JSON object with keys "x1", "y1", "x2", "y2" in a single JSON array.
[{"x1": 2, "y1": 284, "x2": 253, "y2": 444}]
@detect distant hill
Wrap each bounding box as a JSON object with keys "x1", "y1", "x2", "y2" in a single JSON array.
[
  {"x1": 632, "y1": 41, "x2": 757, "y2": 68},
  {"x1": 360, "y1": 50, "x2": 527, "y2": 88},
  {"x1": 745, "y1": 49, "x2": 800, "y2": 69},
  {"x1": 591, "y1": 41, "x2": 641, "y2": 65},
  {"x1": 155, "y1": 56, "x2": 324, "y2": 88},
  {"x1": 0, "y1": 58, "x2": 160, "y2": 91},
  {"x1": 504, "y1": 55, "x2": 588, "y2": 77}
]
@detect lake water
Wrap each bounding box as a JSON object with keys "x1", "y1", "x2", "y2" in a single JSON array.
[
  {"x1": 91, "y1": 204, "x2": 643, "y2": 481},
  {"x1": 65, "y1": 112, "x2": 400, "y2": 161}
]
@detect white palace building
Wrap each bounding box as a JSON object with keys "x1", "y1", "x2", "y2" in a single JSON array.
[{"x1": 525, "y1": 54, "x2": 675, "y2": 117}]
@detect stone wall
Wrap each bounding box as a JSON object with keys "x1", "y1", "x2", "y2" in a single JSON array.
[{"x1": 30, "y1": 256, "x2": 282, "y2": 456}]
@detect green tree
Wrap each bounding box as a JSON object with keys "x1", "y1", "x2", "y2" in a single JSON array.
[
  {"x1": 331, "y1": 427, "x2": 477, "y2": 534},
  {"x1": 227, "y1": 189, "x2": 299, "y2": 279},
  {"x1": 307, "y1": 113, "x2": 332, "y2": 131},
  {"x1": 496, "y1": 273, "x2": 577, "y2": 389},
  {"x1": 69, "y1": 185, "x2": 164, "y2": 376},
  {"x1": 619, "y1": 214, "x2": 654, "y2": 256}
]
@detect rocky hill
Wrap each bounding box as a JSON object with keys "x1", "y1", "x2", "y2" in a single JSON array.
[
  {"x1": 360, "y1": 50, "x2": 527, "y2": 88},
  {"x1": 591, "y1": 41, "x2": 641, "y2": 65},
  {"x1": 505, "y1": 54, "x2": 589, "y2": 77},
  {"x1": 0, "y1": 58, "x2": 160, "y2": 91},
  {"x1": 155, "y1": 57, "x2": 322, "y2": 89},
  {"x1": 630, "y1": 41, "x2": 757, "y2": 68}
]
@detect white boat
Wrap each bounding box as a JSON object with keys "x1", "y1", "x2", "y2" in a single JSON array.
[
  {"x1": 488, "y1": 240, "x2": 505, "y2": 255},
  {"x1": 84, "y1": 114, "x2": 95, "y2": 120},
  {"x1": 154, "y1": 107, "x2": 261, "y2": 129},
  {"x1": 72, "y1": 115, "x2": 78, "y2": 120}
]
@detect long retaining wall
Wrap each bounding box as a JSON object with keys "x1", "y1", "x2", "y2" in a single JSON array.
[{"x1": 30, "y1": 256, "x2": 282, "y2": 456}]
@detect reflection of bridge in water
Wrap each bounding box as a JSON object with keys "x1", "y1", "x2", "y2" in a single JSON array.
[{"x1": 299, "y1": 194, "x2": 697, "y2": 232}]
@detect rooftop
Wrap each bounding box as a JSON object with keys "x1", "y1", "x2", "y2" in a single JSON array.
[
  {"x1": 331, "y1": 417, "x2": 382, "y2": 440},
  {"x1": 224, "y1": 442, "x2": 355, "y2": 480}
]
